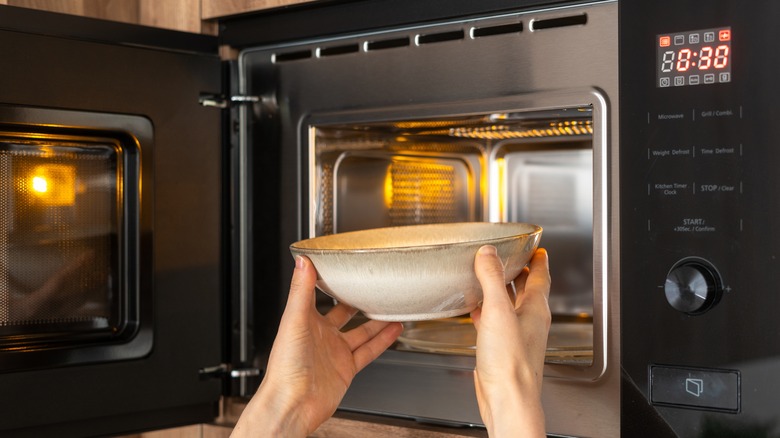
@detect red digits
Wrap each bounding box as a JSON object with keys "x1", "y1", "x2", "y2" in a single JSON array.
[
  {"x1": 698, "y1": 47, "x2": 713, "y2": 70},
  {"x1": 714, "y1": 45, "x2": 729, "y2": 69},
  {"x1": 676, "y1": 48, "x2": 692, "y2": 72}
]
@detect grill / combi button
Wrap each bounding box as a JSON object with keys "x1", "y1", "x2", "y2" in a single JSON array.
[{"x1": 650, "y1": 365, "x2": 740, "y2": 412}]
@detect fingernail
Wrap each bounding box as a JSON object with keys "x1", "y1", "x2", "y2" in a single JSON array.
[
  {"x1": 295, "y1": 255, "x2": 305, "y2": 270},
  {"x1": 478, "y1": 245, "x2": 497, "y2": 256}
]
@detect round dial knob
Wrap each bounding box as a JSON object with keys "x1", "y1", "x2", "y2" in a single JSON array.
[{"x1": 664, "y1": 258, "x2": 723, "y2": 315}]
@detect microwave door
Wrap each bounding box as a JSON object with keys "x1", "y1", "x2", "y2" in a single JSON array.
[{"x1": 0, "y1": 7, "x2": 225, "y2": 436}]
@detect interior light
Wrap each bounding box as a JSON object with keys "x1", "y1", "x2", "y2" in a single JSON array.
[
  {"x1": 31, "y1": 176, "x2": 48, "y2": 193},
  {"x1": 28, "y1": 164, "x2": 76, "y2": 206}
]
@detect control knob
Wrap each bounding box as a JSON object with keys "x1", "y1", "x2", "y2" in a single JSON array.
[{"x1": 664, "y1": 258, "x2": 723, "y2": 315}]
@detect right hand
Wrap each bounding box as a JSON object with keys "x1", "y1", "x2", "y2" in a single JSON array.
[{"x1": 470, "y1": 246, "x2": 551, "y2": 437}]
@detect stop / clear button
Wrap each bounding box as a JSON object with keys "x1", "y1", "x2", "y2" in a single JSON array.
[{"x1": 650, "y1": 365, "x2": 740, "y2": 412}]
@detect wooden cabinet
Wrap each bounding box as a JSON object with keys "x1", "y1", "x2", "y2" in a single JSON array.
[
  {"x1": 202, "y1": 0, "x2": 315, "y2": 20},
  {"x1": 0, "y1": 0, "x2": 204, "y2": 33},
  {"x1": 0, "y1": 0, "x2": 315, "y2": 33}
]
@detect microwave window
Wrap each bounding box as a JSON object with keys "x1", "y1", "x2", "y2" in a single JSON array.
[{"x1": 0, "y1": 141, "x2": 122, "y2": 343}]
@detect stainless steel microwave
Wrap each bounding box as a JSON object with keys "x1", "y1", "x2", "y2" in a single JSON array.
[{"x1": 1, "y1": 1, "x2": 779, "y2": 437}]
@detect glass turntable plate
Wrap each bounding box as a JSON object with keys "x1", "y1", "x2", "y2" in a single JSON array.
[{"x1": 397, "y1": 317, "x2": 593, "y2": 363}]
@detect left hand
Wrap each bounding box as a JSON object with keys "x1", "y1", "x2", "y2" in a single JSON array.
[{"x1": 232, "y1": 255, "x2": 403, "y2": 437}]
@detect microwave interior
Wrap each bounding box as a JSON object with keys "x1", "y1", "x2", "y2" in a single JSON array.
[{"x1": 310, "y1": 106, "x2": 595, "y2": 367}]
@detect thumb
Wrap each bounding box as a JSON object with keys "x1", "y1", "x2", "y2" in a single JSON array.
[
  {"x1": 474, "y1": 245, "x2": 513, "y2": 311},
  {"x1": 285, "y1": 255, "x2": 317, "y2": 314}
]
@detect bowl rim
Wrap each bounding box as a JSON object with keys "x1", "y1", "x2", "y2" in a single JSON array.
[{"x1": 289, "y1": 222, "x2": 542, "y2": 254}]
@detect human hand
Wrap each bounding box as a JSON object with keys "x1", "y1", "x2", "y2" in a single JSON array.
[
  {"x1": 470, "y1": 246, "x2": 551, "y2": 438},
  {"x1": 232, "y1": 255, "x2": 403, "y2": 437}
]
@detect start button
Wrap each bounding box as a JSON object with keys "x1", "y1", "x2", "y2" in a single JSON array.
[{"x1": 650, "y1": 365, "x2": 740, "y2": 412}]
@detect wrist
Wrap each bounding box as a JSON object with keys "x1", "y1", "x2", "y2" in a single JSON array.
[
  {"x1": 483, "y1": 396, "x2": 545, "y2": 438},
  {"x1": 475, "y1": 373, "x2": 545, "y2": 438},
  {"x1": 232, "y1": 380, "x2": 309, "y2": 438},
  {"x1": 486, "y1": 399, "x2": 545, "y2": 438}
]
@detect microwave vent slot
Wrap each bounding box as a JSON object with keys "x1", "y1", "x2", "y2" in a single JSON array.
[
  {"x1": 272, "y1": 49, "x2": 312, "y2": 63},
  {"x1": 317, "y1": 43, "x2": 360, "y2": 58},
  {"x1": 470, "y1": 22, "x2": 523, "y2": 38},
  {"x1": 364, "y1": 37, "x2": 410, "y2": 51},
  {"x1": 529, "y1": 13, "x2": 588, "y2": 31},
  {"x1": 267, "y1": 12, "x2": 590, "y2": 66},
  {"x1": 415, "y1": 30, "x2": 465, "y2": 45}
]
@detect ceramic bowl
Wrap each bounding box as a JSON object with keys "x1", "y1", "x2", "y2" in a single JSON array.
[{"x1": 289, "y1": 222, "x2": 542, "y2": 321}]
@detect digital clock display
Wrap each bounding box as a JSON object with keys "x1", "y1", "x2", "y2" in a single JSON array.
[{"x1": 657, "y1": 27, "x2": 731, "y2": 88}]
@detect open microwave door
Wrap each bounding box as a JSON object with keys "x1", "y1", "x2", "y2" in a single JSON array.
[{"x1": 0, "y1": 7, "x2": 225, "y2": 437}]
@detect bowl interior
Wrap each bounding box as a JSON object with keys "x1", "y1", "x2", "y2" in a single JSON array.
[{"x1": 290, "y1": 222, "x2": 541, "y2": 251}]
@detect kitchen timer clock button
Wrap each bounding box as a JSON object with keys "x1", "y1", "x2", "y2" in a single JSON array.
[{"x1": 664, "y1": 258, "x2": 723, "y2": 314}]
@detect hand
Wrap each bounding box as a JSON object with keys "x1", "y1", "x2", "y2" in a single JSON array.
[
  {"x1": 232, "y1": 255, "x2": 403, "y2": 437},
  {"x1": 470, "y1": 246, "x2": 551, "y2": 438}
]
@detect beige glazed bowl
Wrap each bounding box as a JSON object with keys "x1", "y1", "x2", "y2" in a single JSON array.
[{"x1": 289, "y1": 222, "x2": 543, "y2": 322}]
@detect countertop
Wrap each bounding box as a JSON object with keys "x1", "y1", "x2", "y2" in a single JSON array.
[{"x1": 125, "y1": 410, "x2": 488, "y2": 438}]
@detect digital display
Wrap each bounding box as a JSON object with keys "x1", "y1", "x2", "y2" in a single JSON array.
[{"x1": 657, "y1": 27, "x2": 731, "y2": 88}]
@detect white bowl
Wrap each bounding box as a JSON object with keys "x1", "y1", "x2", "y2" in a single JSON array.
[{"x1": 289, "y1": 222, "x2": 542, "y2": 321}]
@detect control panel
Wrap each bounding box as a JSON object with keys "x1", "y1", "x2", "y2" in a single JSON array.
[
  {"x1": 620, "y1": 1, "x2": 780, "y2": 435},
  {"x1": 645, "y1": 97, "x2": 741, "y2": 313}
]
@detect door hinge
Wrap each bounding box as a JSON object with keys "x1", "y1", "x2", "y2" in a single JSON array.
[
  {"x1": 199, "y1": 93, "x2": 262, "y2": 109},
  {"x1": 199, "y1": 363, "x2": 262, "y2": 380}
]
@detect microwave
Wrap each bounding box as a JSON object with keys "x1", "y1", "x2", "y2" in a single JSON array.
[{"x1": 2, "y1": 0, "x2": 779, "y2": 437}]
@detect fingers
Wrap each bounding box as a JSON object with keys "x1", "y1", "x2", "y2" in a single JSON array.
[
  {"x1": 512, "y1": 266, "x2": 530, "y2": 299},
  {"x1": 343, "y1": 319, "x2": 395, "y2": 351},
  {"x1": 474, "y1": 245, "x2": 514, "y2": 314},
  {"x1": 515, "y1": 249, "x2": 552, "y2": 330},
  {"x1": 474, "y1": 247, "x2": 551, "y2": 331},
  {"x1": 345, "y1": 320, "x2": 403, "y2": 372},
  {"x1": 470, "y1": 306, "x2": 482, "y2": 331},
  {"x1": 525, "y1": 248, "x2": 551, "y2": 300},
  {"x1": 284, "y1": 256, "x2": 318, "y2": 315},
  {"x1": 325, "y1": 303, "x2": 359, "y2": 329},
  {"x1": 516, "y1": 249, "x2": 551, "y2": 309}
]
